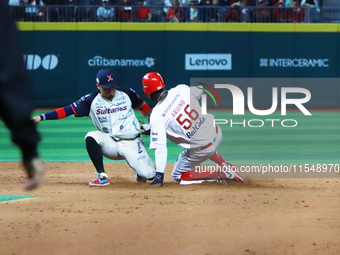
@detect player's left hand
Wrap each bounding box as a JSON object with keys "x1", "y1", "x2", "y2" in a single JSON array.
[{"x1": 150, "y1": 172, "x2": 164, "y2": 187}]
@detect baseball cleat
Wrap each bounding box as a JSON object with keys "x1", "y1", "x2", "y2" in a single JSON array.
[
  {"x1": 23, "y1": 157, "x2": 44, "y2": 191},
  {"x1": 150, "y1": 172, "x2": 164, "y2": 187},
  {"x1": 136, "y1": 174, "x2": 155, "y2": 183},
  {"x1": 89, "y1": 172, "x2": 110, "y2": 187},
  {"x1": 180, "y1": 179, "x2": 228, "y2": 185},
  {"x1": 136, "y1": 174, "x2": 147, "y2": 183},
  {"x1": 180, "y1": 180, "x2": 204, "y2": 185},
  {"x1": 220, "y1": 162, "x2": 245, "y2": 183}
]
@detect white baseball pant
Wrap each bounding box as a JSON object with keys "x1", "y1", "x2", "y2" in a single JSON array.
[
  {"x1": 171, "y1": 125, "x2": 223, "y2": 181},
  {"x1": 85, "y1": 131, "x2": 155, "y2": 179}
]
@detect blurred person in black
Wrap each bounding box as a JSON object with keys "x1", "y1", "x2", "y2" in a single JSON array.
[{"x1": 0, "y1": 0, "x2": 44, "y2": 190}]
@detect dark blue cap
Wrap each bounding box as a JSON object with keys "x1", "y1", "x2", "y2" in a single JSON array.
[{"x1": 96, "y1": 69, "x2": 117, "y2": 88}]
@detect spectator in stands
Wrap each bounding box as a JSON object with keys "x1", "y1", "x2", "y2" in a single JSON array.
[
  {"x1": 164, "y1": 0, "x2": 190, "y2": 21},
  {"x1": 211, "y1": 0, "x2": 224, "y2": 22},
  {"x1": 59, "y1": 0, "x2": 78, "y2": 22},
  {"x1": 79, "y1": 0, "x2": 99, "y2": 21},
  {"x1": 8, "y1": 0, "x2": 24, "y2": 5},
  {"x1": 43, "y1": 0, "x2": 62, "y2": 22},
  {"x1": 167, "y1": 0, "x2": 185, "y2": 21},
  {"x1": 25, "y1": 0, "x2": 46, "y2": 21},
  {"x1": 97, "y1": 0, "x2": 115, "y2": 21},
  {"x1": 253, "y1": 0, "x2": 272, "y2": 22},
  {"x1": 301, "y1": 0, "x2": 320, "y2": 7},
  {"x1": 273, "y1": 0, "x2": 286, "y2": 22},
  {"x1": 137, "y1": 0, "x2": 152, "y2": 21},
  {"x1": 200, "y1": 0, "x2": 211, "y2": 22},
  {"x1": 146, "y1": 0, "x2": 165, "y2": 22},
  {"x1": 225, "y1": 0, "x2": 249, "y2": 22},
  {"x1": 286, "y1": 0, "x2": 304, "y2": 22},
  {"x1": 90, "y1": 0, "x2": 103, "y2": 4},
  {"x1": 8, "y1": 0, "x2": 26, "y2": 21},
  {"x1": 220, "y1": 0, "x2": 230, "y2": 5},
  {"x1": 301, "y1": 0, "x2": 320, "y2": 22},
  {"x1": 200, "y1": 0, "x2": 223, "y2": 22},
  {"x1": 186, "y1": 0, "x2": 201, "y2": 22},
  {"x1": 164, "y1": 0, "x2": 172, "y2": 15},
  {"x1": 116, "y1": 0, "x2": 133, "y2": 21}
]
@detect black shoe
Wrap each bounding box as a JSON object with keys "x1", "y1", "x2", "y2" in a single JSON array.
[
  {"x1": 136, "y1": 174, "x2": 147, "y2": 183},
  {"x1": 23, "y1": 157, "x2": 44, "y2": 191},
  {"x1": 150, "y1": 172, "x2": 164, "y2": 187}
]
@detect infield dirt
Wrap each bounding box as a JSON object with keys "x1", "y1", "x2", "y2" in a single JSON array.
[{"x1": 1, "y1": 162, "x2": 340, "y2": 255}]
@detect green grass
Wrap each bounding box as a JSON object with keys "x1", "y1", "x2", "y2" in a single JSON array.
[
  {"x1": 0, "y1": 111, "x2": 182, "y2": 163},
  {"x1": 0, "y1": 110, "x2": 339, "y2": 165},
  {"x1": 214, "y1": 111, "x2": 340, "y2": 165},
  {"x1": 0, "y1": 195, "x2": 35, "y2": 202}
]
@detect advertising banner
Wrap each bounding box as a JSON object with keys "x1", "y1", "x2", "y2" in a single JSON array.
[{"x1": 20, "y1": 29, "x2": 340, "y2": 107}]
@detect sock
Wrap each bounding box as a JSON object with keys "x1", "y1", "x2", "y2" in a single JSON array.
[
  {"x1": 85, "y1": 136, "x2": 105, "y2": 174},
  {"x1": 209, "y1": 151, "x2": 226, "y2": 165}
]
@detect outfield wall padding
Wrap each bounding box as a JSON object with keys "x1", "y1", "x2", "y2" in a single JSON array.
[{"x1": 18, "y1": 23, "x2": 340, "y2": 108}]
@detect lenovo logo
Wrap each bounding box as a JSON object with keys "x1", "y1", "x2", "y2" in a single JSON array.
[{"x1": 185, "y1": 54, "x2": 232, "y2": 70}]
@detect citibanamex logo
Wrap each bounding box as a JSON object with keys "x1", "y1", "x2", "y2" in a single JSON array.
[
  {"x1": 144, "y1": 57, "x2": 155, "y2": 68},
  {"x1": 88, "y1": 56, "x2": 155, "y2": 68},
  {"x1": 24, "y1": 54, "x2": 59, "y2": 70}
]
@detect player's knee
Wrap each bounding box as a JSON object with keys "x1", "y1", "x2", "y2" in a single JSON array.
[
  {"x1": 85, "y1": 131, "x2": 100, "y2": 144},
  {"x1": 85, "y1": 136, "x2": 98, "y2": 146},
  {"x1": 137, "y1": 166, "x2": 155, "y2": 180},
  {"x1": 142, "y1": 170, "x2": 155, "y2": 179}
]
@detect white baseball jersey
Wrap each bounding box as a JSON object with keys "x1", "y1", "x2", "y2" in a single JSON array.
[
  {"x1": 149, "y1": 84, "x2": 216, "y2": 150},
  {"x1": 72, "y1": 87, "x2": 141, "y2": 140},
  {"x1": 69, "y1": 87, "x2": 155, "y2": 178},
  {"x1": 40, "y1": 87, "x2": 155, "y2": 179}
]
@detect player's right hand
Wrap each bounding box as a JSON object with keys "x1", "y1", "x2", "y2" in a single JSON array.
[
  {"x1": 139, "y1": 120, "x2": 151, "y2": 135},
  {"x1": 31, "y1": 116, "x2": 41, "y2": 124},
  {"x1": 150, "y1": 172, "x2": 164, "y2": 187}
]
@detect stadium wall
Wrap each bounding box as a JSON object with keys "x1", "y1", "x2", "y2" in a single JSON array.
[{"x1": 18, "y1": 23, "x2": 340, "y2": 108}]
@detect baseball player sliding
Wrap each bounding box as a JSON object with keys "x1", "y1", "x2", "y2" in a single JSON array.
[
  {"x1": 142, "y1": 72, "x2": 244, "y2": 186},
  {"x1": 32, "y1": 69, "x2": 156, "y2": 186}
]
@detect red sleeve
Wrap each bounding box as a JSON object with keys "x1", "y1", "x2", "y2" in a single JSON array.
[
  {"x1": 167, "y1": 8, "x2": 175, "y2": 20},
  {"x1": 140, "y1": 103, "x2": 152, "y2": 116},
  {"x1": 55, "y1": 107, "x2": 67, "y2": 118},
  {"x1": 42, "y1": 105, "x2": 75, "y2": 120}
]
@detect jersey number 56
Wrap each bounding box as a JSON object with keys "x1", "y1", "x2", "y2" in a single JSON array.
[{"x1": 176, "y1": 104, "x2": 198, "y2": 130}]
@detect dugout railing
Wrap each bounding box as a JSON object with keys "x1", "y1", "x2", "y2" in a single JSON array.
[{"x1": 9, "y1": 5, "x2": 338, "y2": 23}]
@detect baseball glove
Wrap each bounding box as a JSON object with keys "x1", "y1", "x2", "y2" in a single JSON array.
[{"x1": 139, "y1": 120, "x2": 150, "y2": 135}]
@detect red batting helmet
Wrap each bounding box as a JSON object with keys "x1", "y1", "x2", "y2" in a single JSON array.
[{"x1": 142, "y1": 72, "x2": 165, "y2": 98}]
